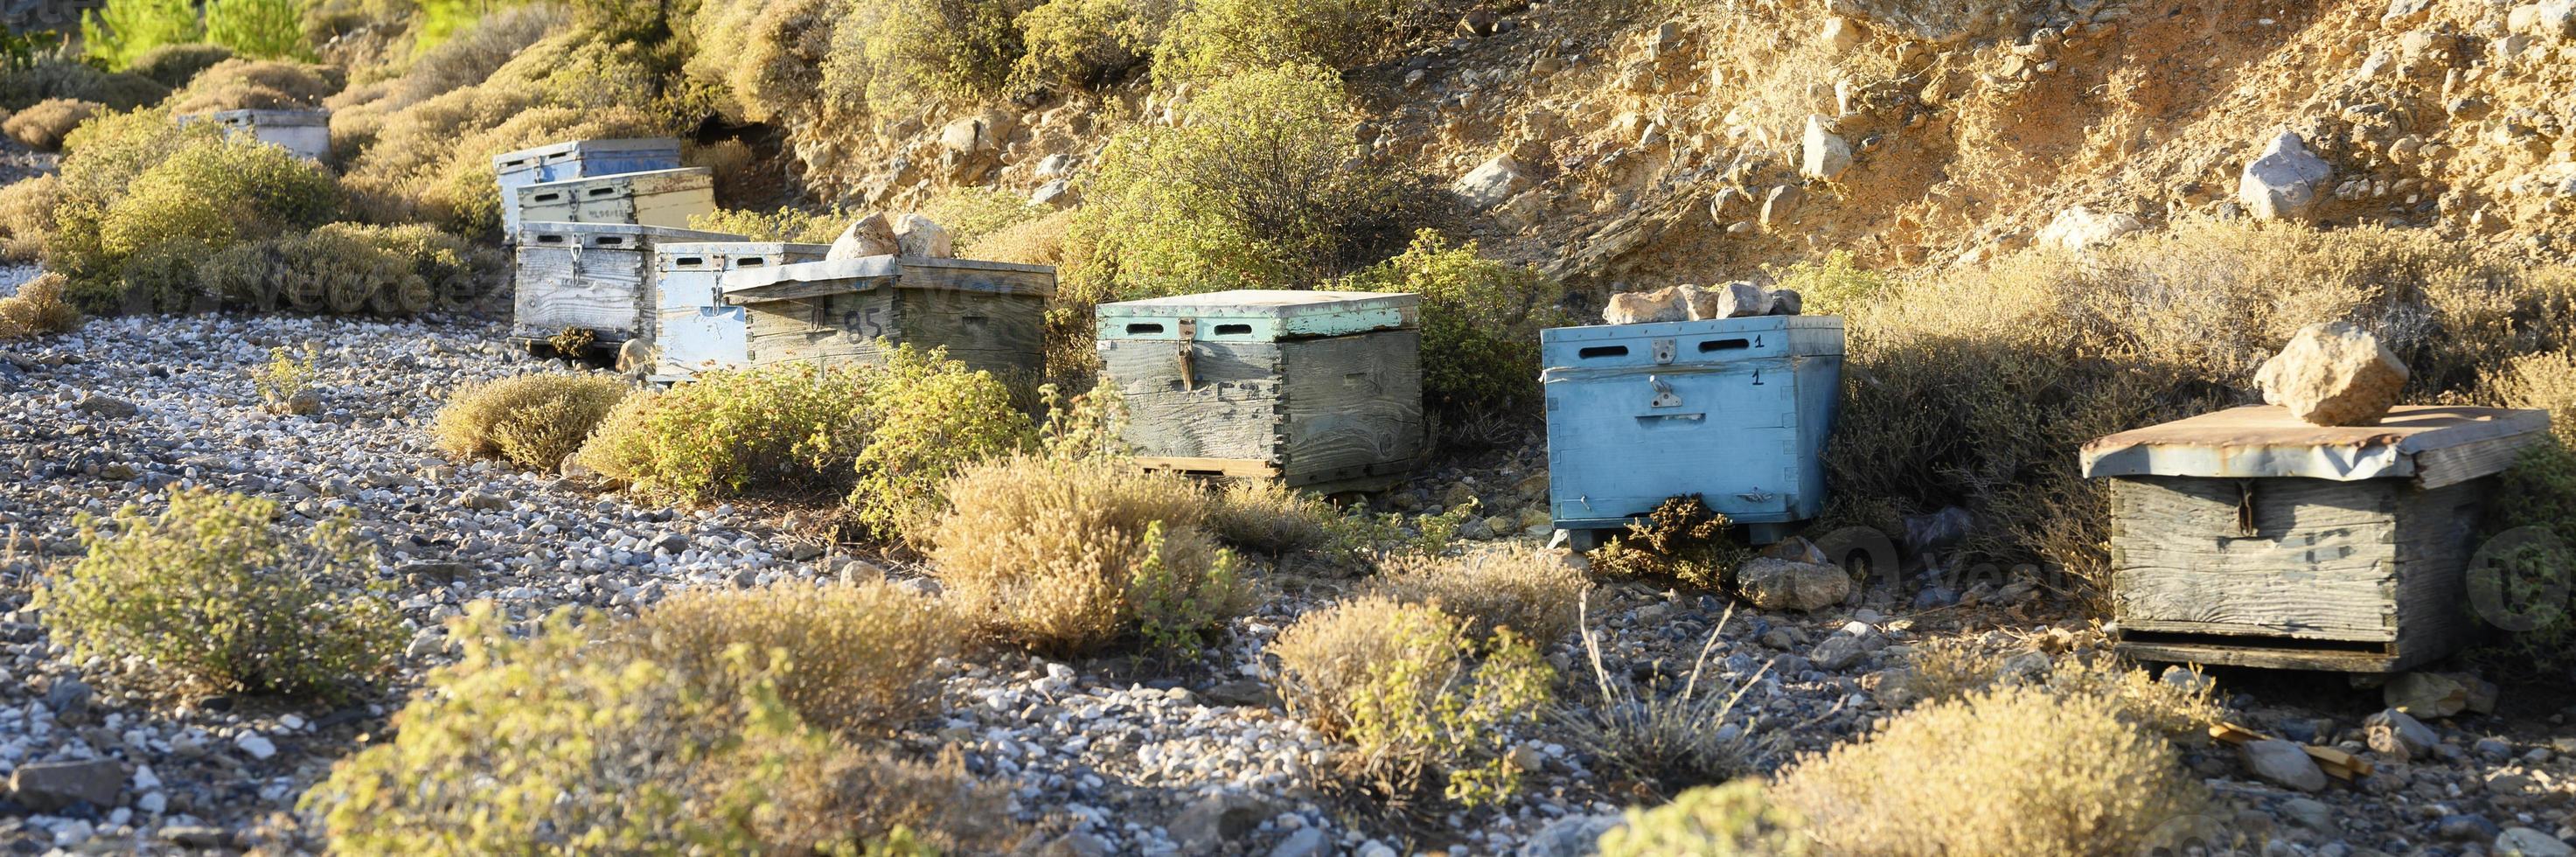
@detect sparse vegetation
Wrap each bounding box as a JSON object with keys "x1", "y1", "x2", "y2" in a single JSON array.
[
  {"x1": 1362, "y1": 547, "x2": 1589, "y2": 644},
  {"x1": 1770, "y1": 685, "x2": 2206, "y2": 856},
  {"x1": 165, "y1": 58, "x2": 342, "y2": 113},
  {"x1": 435, "y1": 373, "x2": 631, "y2": 471},
  {"x1": 250, "y1": 343, "x2": 320, "y2": 415},
  {"x1": 634, "y1": 580, "x2": 969, "y2": 735},
  {"x1": 52, "y1": 113, "x2": 340, "y2": 312},
  {"x1": 35, "y1": 488, "x2": 405, "y2": 700},
  {"x1": 929, "y1": 454, "x2": 1250, "y2": 655},
  {"x1": 1269, "y1": 596, "x2": 1555, "y2": 807},
  {"x1": 1153, "y1": 0, "x2": 1447, "y2": 81},
  {"x1": 1587, "y1": 495, "x2": 1750, "y2": 590},
  {"x1": 0, "y1": 55, "x2": 171, "y2": 110},
  {"x1": 688, "y1": 206, "x2": 854, "y2": 244},
  {"x1": 1010, "y1": 0, "x2": 1165, "y2": 93},
  {"x1": 0, "y1": 175, "x2": 59, "y2": 259}
]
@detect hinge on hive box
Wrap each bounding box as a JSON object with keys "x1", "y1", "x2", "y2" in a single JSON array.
[{"x1": 1175, "y1": 317, "x2": 1197, "y2": 391}]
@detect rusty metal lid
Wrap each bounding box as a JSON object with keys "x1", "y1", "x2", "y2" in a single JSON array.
[{"x1": 2079, "y1": 405, "x2": 2552, "y2": 487}]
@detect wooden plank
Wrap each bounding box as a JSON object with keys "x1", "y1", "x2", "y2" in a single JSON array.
[
  {"x1": 1104, "y1": 338, "x2": 1285, "y2": 463},
  {"x1": 2387, "y1": 479, "x2": 2487, "y2": 668},
  {"x1": 2117, "y1": 637, "x2": 2400, "y2": 672},
  {"x1": 2109, "y1": 477, "x2": 2400, "y2": 640},
  {"x1": 1135, "y1": 456, "x2": 1282, "y2": 477},
  {"x1": 1278, "y1": 331, "x2": 1424, "y2": 481}
]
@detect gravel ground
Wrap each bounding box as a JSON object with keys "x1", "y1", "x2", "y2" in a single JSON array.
[{"x1": 0, "y1": 311, "x2": 2572, "y2": 855}]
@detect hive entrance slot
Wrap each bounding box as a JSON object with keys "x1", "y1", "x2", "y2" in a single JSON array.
[
  {"x1": 1577, "y1": 345, "x2": 1629, "y2": 359},
  {"x1": 1215, "y1": 324, "x2": 1252, "y2": 335},
  {"x1": 1126, "y1": 323, "x2": 1165, "y2": 335},
  {"x1": 1700, "y1": 338, "x2": 1751, "y2": 352}
]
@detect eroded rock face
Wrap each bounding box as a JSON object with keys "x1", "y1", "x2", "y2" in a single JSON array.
[
  {"x1": 825, "y1": 213, "x2": 899, "y2": 260},
  {"x1": 2254, "y1": 321, "x2": 2410, "y2": 426}
]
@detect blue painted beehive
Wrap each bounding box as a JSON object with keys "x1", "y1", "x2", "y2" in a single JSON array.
[
  {"x1": 1542, "y1": 315, "x2": 1844, "y2": 543},
  {"x1": 492, "y1": 137, "x2": 683, "y2": 235},
  {"x1": 651, "y1": 241, "x2": 831, "y2": 380}
]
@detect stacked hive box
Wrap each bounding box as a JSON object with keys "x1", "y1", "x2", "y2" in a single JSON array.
[
  {"x1": 652, "y1": 241, "x2": 832, "y2": 380},
  {"x1": 1541, "y1": 315, "x2": 1844, "y2": 545},
  {"x1": 1094, "y1": 290, "x2": 1424, "y2": 491},
  {"x1": 2081, "y1": 405, "x2": 2551, "y2": 672},
  {"x1": 512, "y1": 222, "x2": 744, "y2": 353},
  {"x1": 719, "y1": 256, "x2": 1055, "y2": 378},
  {"x1": 492, "y1": 137, "x2": 683, "y2": 234},
  {"x1": 514, "y1": 168, "x2": 716, "y2": 230},
  {"x1": 181, "y1": 109, "x2": 331, "y2": 163}
]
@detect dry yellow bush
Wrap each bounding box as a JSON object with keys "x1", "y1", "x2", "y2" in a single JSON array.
[
  {"x1": 633, "y1": 579, "x2": 967, "y2": 735},
  {"x1": 0, "y1": 176, "x2": 62, "y2": 260},
  {"x1": 3, "y1": 98, "x2": 101, "y2": 150},
  {"x1": 1205, "y1": 479, "x2": 1338, "y2": 554},
  {"x1": 929, "y1": 454, "x2": 1250, "y2": 654},
  {"x1": 2488, "y1": 348, "x2": 2576, "y2": 445},
  {"x1": 1900, "y1": 636, "x2": 2220, "y2": 739},
  {"x1": 433, "y1": 373, "x2": 630, "y2": 471},
  {"x1": 164, "y1": 58, "x2": 343, "y2": 113},
  {"x1": 967, "y1": 207, "x2": 1074, "y2": 266},
  {"x1": 0, "y1": 274, "x2": 84, "y2": 340},
  {"x1": 1268, "y1": 596, "x2": 1556, "y2": 805},
  {"x1": 1772, "y1": 685, "x2": 2205, "y2": 856},
  {"x1": 1362, "y1": 547, "x2": 1590, "y2": 644}
]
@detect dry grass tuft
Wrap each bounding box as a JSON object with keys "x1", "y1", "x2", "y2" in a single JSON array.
[
  {"x1": 0, "y1": 175, "x2": 59, "y2": 260},
  {"x1": 0, "y1": 273, "x2": 82, "y2": 339},
  {"x1": 1362, "y1": 547, "x2": 1590, "y2": 644},
  {"x1": 2487, "y1": 348, "x2": 2576, "y2": 445},
  {"x1": 1772, "y1": 684, "x2": 2207, "y2": 856},
  {"x1": 1269, "y1": 596, "x2": 1556, "y2": 807},
  {"x1": 1898, "y1": 633, "x2": 2223, "y2": 739},
  {"x1": 3, "y1": 98, "x2": 101, "y2": 150},
  {"x1": 1559, "y1": 599, "x2": 1763, "y2": 796},
  {"x1": 929, "y1": 454, "x2": 1250, "y2": 655},
  {"x1": 634, "y1": 579, "x2": 967, "y2": 735},
  {"x1": 1205, "y1": 479, "x2": 1340, "y2": 555},
  {"x1": 434, "y1": 373, "x2": 630, "y2": 472},
  {"x1": 165, "y1": 58, "x2": 343, "y2": 113}
]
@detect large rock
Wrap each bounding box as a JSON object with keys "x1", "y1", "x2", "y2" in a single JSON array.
[
  {"x1": 2036, "y1": 205, "x2": 2144, "y2": 252},
  {"x1": 9, "y1": 759, "x2": 124, "y2": 811},
  {"x1": 2254, "y1": 322, "x2": 2409, "y2": 426},
  {"x1": 1455, "y1": 155, "x2": 1533, "y2": 210},
  {"x1": 2238, "y1": 131, "x2": 2334, "y2": 220},
  {"x1": 1760, "y1": 185, "x2": 1807, "y2": 228},
  {"x1": 2497, "y1": 827, "x2": 2576, "y2": 857},
  {"x1": 2383, "y1": 671, "x2": 2468, "y2": 718},
  {"x1": 893, "y1": 214, "x2": 953, "y2": 258},
  {"x1": 2364, "y1": 707, "x2": 2440, "y2": 760},
  {"x1": 1737, "y1": 557, "x2": 1853, "y2": 611},
  {"x1": 1167, "y1": 793, "x2": 1283, "y2": 854},
  {"x1": 1603, "y1": 288, "x2": 1687, "y2": 324},
  {"x1": 2239, "y1": 739, "x2": 2328, "y2": 791},
  {"x1": 1681, "y1": 282, "x2": 1773, "y2": 319},
  {"x1": 1801, "y1": 115, "x2": 1853, "y2": 180},
  {"x1": 825, "y1": 214, "x2": 899, "y2": 260}
]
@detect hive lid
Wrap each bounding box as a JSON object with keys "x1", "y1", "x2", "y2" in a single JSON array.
[
  {"x1": 193, "y1": 108, "x2": 329, "y2": 126},
  {"x1": 515, "y1": 167, "x2": 712, "y2": 194},
  {"x1": 655, "y1": 241, "x2": 832, "y2": 259},
  {"x1": 719, "y1": 256, "x2": 1058, "y2": 303},
  {"x1": 1095, "y1": 290, "x2": 1418, "y2": 341},
  {"x1": 2079, "y1": 405, "x2": 2552, "y2": 488},
  {"x1": 491, "y1": 137, "x2": 682, "y2": 171}
]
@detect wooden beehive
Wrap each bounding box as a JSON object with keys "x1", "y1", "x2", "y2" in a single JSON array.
[
  {"x1": 2081, "y1": 405, "x2": 2552, "y2": 672},
  {"x1": 652, "y1": 241, "x2": 832, "y2": 380},
  {"x1": 512, "y1": 221, "x2": 745, "y2": 351},
  {"x1": 1095, "y1": 290, "x2": 1424, "y2": 491},
  {"x1": 514, "y1": 168, "x2": 715, "y2": 230},
  {"x1": 719, "y1": 256, "x2": 1055, "y2": 377},
  {"x1": 183, "y1": 108, "x2": 331, "y2": 163},
  {"x1": 491, "y1": 137, "x2": 682, "y2": 235},
  {"x1": 1541, "y1": 316, "x2": 1843, "y2": 545}
]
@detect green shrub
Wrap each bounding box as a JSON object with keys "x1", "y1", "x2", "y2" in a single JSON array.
[
  {"x1": 1010, "y1": 0, "x2": 1164, "y2": 93},
  {"x1": 1, "y1": 97, "x2": 97, "y2": 150},
  {"x1": 303, "y1": 603, "x2": 1018, "y2": 854},
  {"x1": 579, "y1": 362, "x2": 874, "y2": 503},
  {"x1": 685, "y1": 0, "x2": 839, "y2": 124},
  {"x1": 1598, "y1": 781, "x2": 1809, "y2": 857},
  {"x1": 821, "y1": 0, "x2": 1023, "y2": 120},
  {"x1": 929, "y1": 454, "x2": 1250, "y2": 655},
  {"x1": 635, "y1": 580, "x2": 970, "y2": 735},
  {"x1": 0, "y1": 273, "x2": 82, "y2": 339},
  {"x1": 412, "y1": 0, "x2": 540, "y2": 52},
  {"x1": 0, "y1": 56, "x2": 171, "y2": 110},
  {"x1": 164, "y1": 58, "x2": 341, "y2": 112},
  {"x1": 205, "y1": 0, "x2": 313, "y2": 60},
  {"x1": 81, "y1": 0, "x2": 201, "y2": 70},
  {"x1": 196, "y1": 222, "x2": 474, "y2": 315},
  {"x1": 0, "y1": 175, "x2": 59, "y2": 259},
  {"x1": 126, "y1": 42, "x2": 233, "y2": 87},
  {"x1": 916, "y1": 186, "x2": 1048, "y2": 247},
  {"x1": 435, "y1": 373, "x2": 632, "y2": 471},
  {"x1": 847, "y1": 347, "x2": 1036, "y2": 540},
  {"x1": 1153, "y1": 0, "x2": 1446, "y2": 81},
  {"x1": 34, "y1": 488, "x2": 404, "y2": 700},
  {"x1": 687, "y1": 206, "x2": 856, "y2": 244},
  {"x1": 1340, "y1": 230, "x2": 1565, "y2": 428},
  {"x1": 1069, "y1": 64, "x2": 1400, "y2": 309},
  {"x1": 52, "y1": 115, "x2": 338, "y2": 311},
  {"x1": 1586, "y1": 496, "x2": 1749, "y2": 591},
  {"x1": 1268, "y1": 596, "x2": 1555, "y2": 807},
  {"x1": 1770, "y1": 685, "x2": 2206, "y2": 856}
]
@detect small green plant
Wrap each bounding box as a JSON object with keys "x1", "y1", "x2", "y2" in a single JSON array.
[
  {"x1": 0, "y1": 27, "x2": 64, "y2": 72},
  {"x1": 1269, "y1": 596, "x2": 1555, "y2": 808},
  {"x1": 847, "y1": 346, "x2": 1036, "y2": 540},
  {"x1": 1363, "y1": 547, "x2": 1591, "y2": 644},
  {"x1": 81, "y1": 0, "x2": 202, "y2": 70},
  {"x1": 915, "y1": 186, "x2": 1048, "y2": 247},
  {"x1": 1560, "y1": 598, "x2": 1765, "y2": 796},
  {"x1": 434, "y1": 373, "x2": 631, "y2": 471},
  {"x1": 1340, "y1": 230, "x2": 1567, "y2": 428},
  {"x1": 204, "y1": 0, "x2": 312, "y2": 60},
  {"x1": 35, "y1": 488, "x2": 404, "y2": 700},
  {"x1": 579, "y1": 362, "x2": 874, "y2": 503},
  {"x1": 251, "y1": 343, "x2": 319, "y2": 415},
  {"x1": 1597, "y1": 780, "x2": 1809, "y2": 857}
]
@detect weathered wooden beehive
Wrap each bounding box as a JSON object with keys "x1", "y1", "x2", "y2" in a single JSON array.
[
  {"x1": 514, "y1": 168, "x2": 715, "y2": 230},
  {"x1": 1094, "y1": 290, "x2": 1424, "y2": 491},
  {"x1": 512, "y1": 221, "x2": 745, "y2": 352},
  {"x1": 718, "y1": 256, "x2": 1055, "y2": 377},
  {"x1": 183, "y1": 108, "x2": 331, "y2": 163},
  {"x1": 1541, "y1": 316, "x2": 1844, "y2": 545},
  {"x1": 2081, "y1": 405, "x2": 2552, "y2": 672},
  {"x1": 652, "y1": 241, "x2": 832, "y2": 380},
  {"x1": 491, "y1": 137, "x2": 683, "y2": 234}
]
